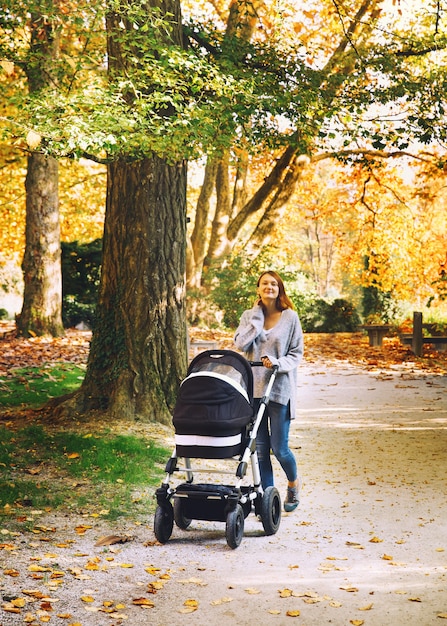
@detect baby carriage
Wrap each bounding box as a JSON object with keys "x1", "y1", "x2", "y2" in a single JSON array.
[{"x1": 154, "y1": 349, "x2": 281, "y2": 549}]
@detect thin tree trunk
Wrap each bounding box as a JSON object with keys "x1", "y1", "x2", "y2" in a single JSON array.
[
  {"x1": 18, "y1": 153, "x2": 64, "y2": 336},
  {"x1": 18, "y1": 5, "x2": 63, "y2": 337}
]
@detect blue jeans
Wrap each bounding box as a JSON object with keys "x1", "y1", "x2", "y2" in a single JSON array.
[{"x1": 254, "y1": 399, "x2": 297, "y2": 489}]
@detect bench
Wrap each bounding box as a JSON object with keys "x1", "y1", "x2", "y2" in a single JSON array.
[
  {"x1": 189, "y1": 340, "x2": 218, "y2": 358},
  {"x1": 400, "y1": 312, "x2": 447, "y2": 356},
  {"x1": 360, "y1": 324, "x2": 391, "y2": 347}
]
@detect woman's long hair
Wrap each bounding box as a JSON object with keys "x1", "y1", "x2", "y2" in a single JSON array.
[{"x1": 256, "y1": 270, "x2": 295, "y2": 311}]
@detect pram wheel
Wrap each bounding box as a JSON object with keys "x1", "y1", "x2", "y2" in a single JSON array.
[
  {"x1": 173, "y1": 497, "x2": 192, "y2": 530},
  {"x1": 260, "y1": 486, "x2": 281, "y2": 536},
  {"x1": 225, "y1": 503, "x2": 244, "y2": 549},
  {"x1": 154, "y1": 504, "x2": 174, "y2": 544}
]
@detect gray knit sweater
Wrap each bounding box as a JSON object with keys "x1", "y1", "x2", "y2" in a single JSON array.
[{"x1": 234, "y1": 305, "x2": 304, "y2": 419}]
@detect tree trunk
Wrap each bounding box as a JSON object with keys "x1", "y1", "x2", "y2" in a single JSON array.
[
  {"x1": 18, "y1": 153, "x2": 64, "y2": 337},
  {"x1": 187, "y1": 158, "x2": 218, "y2": 288},
  {"x1": 52, "y1": 0, "x2": 189, "y2": 424},
  {"x1": 18, "y1": 5, "x2": 64, "y2": 337},
  {"x1": 69, "y1": 157, "x2": 188, "y2": 424}
]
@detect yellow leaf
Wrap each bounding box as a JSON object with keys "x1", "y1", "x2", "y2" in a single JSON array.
[
  {"x1": 184, "y1": 599, "x2": 199, "y2": 607},
  {"x1": 279, "y1": 588, "x2": 293, "y2": 598},
  {"x1": 437, "y1": 613, "x2": 447, "y2": 619},
  {"x1": 56, "y1": 613, "x2": 72, "y2": 618},
  {"x1": 1, "y1": 60, "x2": 14, "y2": 74},
  {"x1": 4, "y1": 569, "x2": 20, "y2": 577},
  {"x1": 369, "y1": 536, "x2": 383, "y2": 543},
  {"x1": 359, "y1": 603, "x2": 373, "y2": 610},
  {"x1": 115, "y1": 604, "x2": 126, "y2": 610},
  {"x1": 28, "y1": 565, "x2": 50, "y2": 572},
  {"x1": 382, "y1": 554, "x2": 393, "y2": 560},
  {"x1": 210, "y1": 597, "x2": 232, "y2": 605},
  {"x1": 75, "y1": 525, "x2": 92, "y2": 534},
  {"x1": 132, "y1": 597, "x2": 155, "y2": 607},
  {"x1": 350, "y1": 621, "x2": 364, "y2": 626},
  {"x1": 85, "y1": 563, "x2": 99, "y2": 571},
  {"x1": 409, "y1": 597, "x2": 422, "y2": 602},
  {"x1": 2, "y1": 605, "x2": 21, "y2": 614},
  {"x1": 245, "y1": 588, "x2": 261, "y2": 594},
  {"x1": 120, "y1": 563, "x2": 134, "y2": 568},
  {"x1": 268, "y1": 609, "x2": 281, "y2": 614},
  {"x1": 340, "y1": 586, "x2": 358, "y2": 593},
  {"x1": 81, "y1": 595, "x2": 95, "y2": 603},
  {"x1": 11, "y1": 598, "x2": 26, "y2": 608},
  {"x1": 286, "y1": 609, "x2": 301, "y2": 617}
]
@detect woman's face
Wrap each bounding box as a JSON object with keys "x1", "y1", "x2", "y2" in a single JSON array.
[{"x1": 257, "y1": 273, "x2": 280, "y2": 304}]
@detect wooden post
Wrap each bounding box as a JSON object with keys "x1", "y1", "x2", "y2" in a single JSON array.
[{"x1": 412, "y1": 311, "x2": 423, "y2": 357}]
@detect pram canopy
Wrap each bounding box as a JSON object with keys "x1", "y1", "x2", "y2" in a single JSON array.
[{"x1": 173, "y1": 350, "x2": 254, "y2": 458}]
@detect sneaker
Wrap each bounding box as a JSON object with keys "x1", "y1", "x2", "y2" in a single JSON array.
[{"x1": 284, "y1": 485, "x2": 300, "y2": 513}]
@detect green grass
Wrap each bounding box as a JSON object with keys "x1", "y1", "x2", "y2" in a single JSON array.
[
  {"x1": 0, "y1": 363, "x2": 85, "y2": 408},
  {"x1": 0, "y1": 424, "x2": 170, "y2": 523}
]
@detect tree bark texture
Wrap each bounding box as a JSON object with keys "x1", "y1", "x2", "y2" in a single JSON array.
[
  {"x1": 78, "y1": 157, "x2": 188, "y2": 424},
  {"x1": 18, "y1": 153, "x2": 64, "y2": 337},
  {"x1": 18, "y1": 4, "x2": 64, "y2": 337}
]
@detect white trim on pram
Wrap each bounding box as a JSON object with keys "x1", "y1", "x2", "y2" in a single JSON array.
[
  {"x1": 182, "y1": 371, "x2": 249, "y2": 403},
  {"x1": 175, "y1": 433, "x2": 242, "y2": 448}
]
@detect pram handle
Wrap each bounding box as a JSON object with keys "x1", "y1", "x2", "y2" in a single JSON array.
[{"x1": 249, "y1": 360, "x2": 279, "y2": 372}]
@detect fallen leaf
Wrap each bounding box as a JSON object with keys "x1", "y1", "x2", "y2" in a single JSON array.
[
  {"x1": 210, "y1": 597, "x2": 232, "y2": 605},
  {"x1": 81, "y1": 595, "x2": 95, "y2": 603},
  {"x1": 286, "y1": 609, "x2": 301, "y2": 617},
  {"x1": 245, "y1": 588, "x2": 261, "y2": 594},
  {"x1": 132, "y1": 597, "x2": 155, "y2": 608},
  {"x1": 94, "y1": 535, "x2": 130, "y2": 547},
  {"x1": 4, "y1": 569, "x2": 20, "y2": 577}
]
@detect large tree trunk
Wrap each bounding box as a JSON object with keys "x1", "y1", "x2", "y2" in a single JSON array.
[
  {"x1": 73, "y1": 158, "x2": 188, "y2": 424},
  {"x1": 56, "y1": 0, "x2": 188, "y2": 425},
  {"x1": 18, "y1": 5, "x2": 64, "y2": 337}
]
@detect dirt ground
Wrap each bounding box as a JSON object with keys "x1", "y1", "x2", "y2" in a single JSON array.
[{"x1": 1, "y1": 338, "x2": 447, "y2": 625}]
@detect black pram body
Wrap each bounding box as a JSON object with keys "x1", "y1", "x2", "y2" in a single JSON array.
[{"x1": 173, "y1": 350, "x2": 254, "y2": 458}]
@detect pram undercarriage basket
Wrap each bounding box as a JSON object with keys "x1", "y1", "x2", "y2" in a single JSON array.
[{"x1": 153, "y1": 349, "x2": 282, "y2": 549}]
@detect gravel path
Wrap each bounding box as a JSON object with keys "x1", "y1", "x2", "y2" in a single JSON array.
[{"x1": 1, "y1": 357, "x2": 446, "y2": 625}]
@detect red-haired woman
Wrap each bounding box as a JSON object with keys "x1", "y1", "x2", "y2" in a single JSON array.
[{"x1": 234, "y1": 271, "x2": 304, "y2": 512}]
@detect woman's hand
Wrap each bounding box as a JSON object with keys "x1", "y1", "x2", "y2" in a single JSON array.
[{"x1": 261, "y1": 355, "x2": 273, "y2": 368}]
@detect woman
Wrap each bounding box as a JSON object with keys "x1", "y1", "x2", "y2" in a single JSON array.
[{"x1": 234, "y1": 270, "x2": 303, "y2": 512}]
